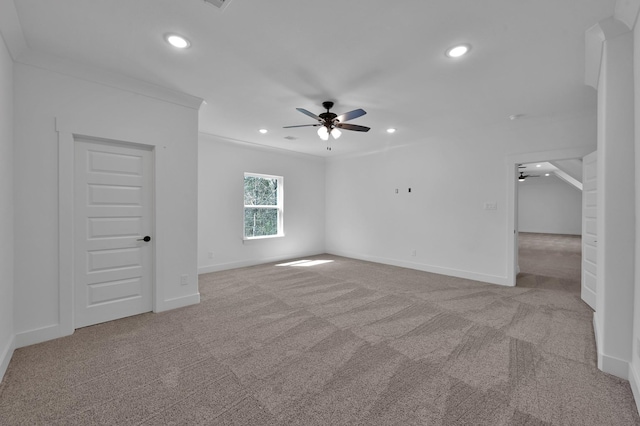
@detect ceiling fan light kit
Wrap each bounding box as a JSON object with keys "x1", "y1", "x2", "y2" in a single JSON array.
[{"x1": 284, "y1": 101, "x2": 370, "y2": 150}]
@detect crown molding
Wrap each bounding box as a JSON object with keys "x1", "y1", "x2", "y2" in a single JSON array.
[
  {"x1": 0, "y1": 0, "x2": 203, "y2": 110},
  {"x1": 615, "y1": 0, "x2": 640, "y2": 30},
  {"x1": 17, "y1": 49, "x2": 203, "y2": 110},
  {"x1": 0, "y1": 0, "x2": 28, "y2": 61},
  {"x1": 585, "y1": 17, "x2": 631, "y2": 90}
]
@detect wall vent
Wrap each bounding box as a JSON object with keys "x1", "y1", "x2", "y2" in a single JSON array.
[
  {"x1": 204, "y1": 0, "x2": 232, "y2": 10},
  {"x1": 284, "y1": 136, "x2": 298, "y2": 141}
]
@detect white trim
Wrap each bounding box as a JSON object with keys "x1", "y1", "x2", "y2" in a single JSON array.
[
  {"x1": 629, "y1": 363, "x2": 640, "y2": 416},
  {"x1": 17, "y1": 50, "x2": 203, "y2": 110},
  {"x1": 199, "y1": 132, "x2": 326, "y2": 162},
  {"x1": 585, "y1": 17, "x2": 631, "y2": 90},
  {"x1": 155, "y1": 293, "x2": 201, "y2": 313},
  {"x1": 0, "y1": 334, "x2": 15, "y2": 382},
  {"x1": 600, "y1": 352, "x2": 629, "y2": 380},
  {"x1": 243, "y1": 172, "x2": 284, "y2": 240},
  {"x1": 58, "y1": 131, "x2": 75, "y2": 337},
  {"x1": 585, "y1": 23, "x2": 606, "y2": 90},
  {"x1": 198, "y1": 251, "x2": 326, "y2": 274},
  {"x1": 326, "y1": 250, "x2": 510, "y2": 286},
  {"x1": 15, "y1": 324, "x2": 68, "y2": 348},
  {"x1": 594, "y1": 312, "x2": 629, "y2": 380},
  {"x1": 242, "y1": 234, "x2": 285, "y2": 242},
  {"x1": 59, "y1": 126, "x2": 159, "y2": 336},
  {"x1": 594, "y1": 313, "x2": 602, "y2": 369},
  {"x1": 615, "y1": 0, "x2": 640, "y2": 30},
  {"x1": 0, "y1": 0, "x2": 28, "y2": 61},
  {"x1": 506, "y1": 147, "x2": 596, "y2": 286}
]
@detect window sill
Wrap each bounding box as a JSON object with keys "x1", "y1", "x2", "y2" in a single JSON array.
[{"x1": 243, "y1": 234, "x2": 285, "y2": 243}]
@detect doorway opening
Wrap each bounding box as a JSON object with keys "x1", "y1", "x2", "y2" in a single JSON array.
[
  {"x1": 516, "y1": 161, "x2": 582, "y2": 290},
  {"x1": 505, "y1": 147, "x2": 592, "y2": 287}
]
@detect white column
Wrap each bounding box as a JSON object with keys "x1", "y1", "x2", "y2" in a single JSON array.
[{"x1": 593, "y1": 17, "x2": 635, "y2": 379}]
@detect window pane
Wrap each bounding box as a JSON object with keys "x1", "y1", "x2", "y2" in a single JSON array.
[
  {"x1": 244, "y1": 176, "x2": 277, "y2": 206},
  {"x1": 244, "y1": 208, "x2": 278, "y2": 237}
]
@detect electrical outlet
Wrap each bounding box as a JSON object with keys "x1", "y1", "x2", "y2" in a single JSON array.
[
  {"x1": 484, "y1": 202, "x2": 497, "y2": 211},
  {"x1": 180, "y1": 274, "x2": 188, "y2": 286},
  {"x1": 411, "y1": 249, "x2": 416, "y2": 257},
  {"x1": 208, "y1": 251, "x2": 214, "y2": 259}
]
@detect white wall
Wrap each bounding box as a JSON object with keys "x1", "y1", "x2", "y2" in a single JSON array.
[
  {"x1": 13, "y1": 62, "x2": 201, "y2": 347},
  {"x1": 325, "y1": 114, "x2": 596, "y2": 285},
  {"x1": 518, "y1": 176, "x2": 582, "y2": 235},
  {"x1": 630, "y1": 0, "x2": 640, "y2": 410},
  {"x1": 198, "y1": 135, "x2": 325, "y2": 272},
  {"x1": 0, "y1": 30, "x2": 14, "y2": 381}
]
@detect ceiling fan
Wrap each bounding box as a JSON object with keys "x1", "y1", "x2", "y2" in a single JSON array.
[
  {"x1": 518, "y1": 172, "x2": 540, "y2": 181},
  {"x1": 284, "y1": 101, "x2": 370, "y2": 149}
]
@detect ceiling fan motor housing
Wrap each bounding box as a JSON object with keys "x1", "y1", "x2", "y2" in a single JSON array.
[
  {"x1": 319, "y1": 112, "x2": 338, "y2": 126},
  {"x1": 320, "y1": 102, "x2": 337, "y2": 128}
]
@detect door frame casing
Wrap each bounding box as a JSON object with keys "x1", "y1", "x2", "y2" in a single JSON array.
[
  {"x1": 506, "y1": 146, "x2": 594, "y2": 286},
  {"x1": 58, "y1": 122, "x2": 156, "y2": 335},
  {"x1": 581, "y1": 150, "x2": 598, "y2": 309}
]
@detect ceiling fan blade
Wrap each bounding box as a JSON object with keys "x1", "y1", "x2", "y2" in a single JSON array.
[
  {"x1": 336, "y1": 123, "x2": 370, "y2": 132},
  {"x1": 296, "y1": 108, "x2": 322, "y2": 121},
  {"x1": 283, "y1": 124, "x2": 320, "y2": 128},
  {"x1": 336, "y1": 108, "x2": 366, "y2": 122}
]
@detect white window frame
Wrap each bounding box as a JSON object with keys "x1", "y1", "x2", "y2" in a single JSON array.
[{"x1": 243, "y1": 172, "x2": 284, "y2": 240}]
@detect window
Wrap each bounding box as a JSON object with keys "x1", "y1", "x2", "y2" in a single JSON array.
[{"x1": 244, "y1": 173, "x2": 283, "y2": 239}]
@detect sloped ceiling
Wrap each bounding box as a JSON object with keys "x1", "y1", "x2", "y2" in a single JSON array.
[{"x1": 3, "y1": 0, "x2": 617, "y2": 156}]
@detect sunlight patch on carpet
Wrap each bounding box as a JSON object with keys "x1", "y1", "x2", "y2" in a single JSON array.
[{"x1": 276, "y1": 259, "x2": 335, "y2": 267}]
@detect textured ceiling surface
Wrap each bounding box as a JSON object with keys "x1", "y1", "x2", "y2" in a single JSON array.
[{"x1": 10, "y1": 0, "x2": 616, "y2": 156}]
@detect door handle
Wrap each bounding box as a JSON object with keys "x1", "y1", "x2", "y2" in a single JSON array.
[{"x1": 137, "y1": 236, "x2": 151, "y2": 242}]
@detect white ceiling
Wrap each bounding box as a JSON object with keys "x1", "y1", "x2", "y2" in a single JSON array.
[{"x1": 7, "y1": 0, "x2": 616, "y2": 157}]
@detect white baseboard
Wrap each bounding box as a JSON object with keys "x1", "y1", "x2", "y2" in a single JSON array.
[
  {"x1": 325, "y1": 249, "x2": 511, "y2": 286},
  {"x1": 15, "y1": 323, "x2": 70, "y2": 349},
  {"x1": 593, "y1": 313, "x2": 600, "y2": 353},
  {"x1": 600, "y1": 353, "x2": 629, "y2": 379},
  {"x1": 0, "y1": 334, "x2": 15, "y2": 383},
  {"x1": 592, "y1": 313, "x2": 629, "y2": 379},
  {"x1": 629, "y1": 363, "x2": 640, "y2": 416},
  {"x1": 13, "y1": 295, "x2": 201, "y2": 349},
  {"x1": 198, "y1": 251, "x2": 325, "y2": 275},
  {"x1": 155, "y1": 293, "x2": 200, "y2": 312}
]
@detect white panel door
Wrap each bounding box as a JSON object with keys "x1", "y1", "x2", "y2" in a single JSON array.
[
  {"x1": 74, "y1": 139, "x2": 153, "y2": 328},
  {"x1": 582, "y1": 151, "x2": 597, "y2": 310}
]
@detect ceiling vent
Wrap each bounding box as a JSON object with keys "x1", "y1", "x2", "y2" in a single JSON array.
[{"x1": 204, "y1": 0, "x2": 232, "y2": 10}]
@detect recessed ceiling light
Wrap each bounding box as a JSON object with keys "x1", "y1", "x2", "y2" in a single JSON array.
[
  {"x1": 536, "y1": 164, "x2": 542, "y2": 168},
  {"x1": 545, "y1": 173, "x2": 550, "y2": 176},
  {"x1": 259, "y1": 129, "x2": 268, "y2": 134},
  {"x1": 165, "y1": 33, "x2": 190, "y2": 49},
  {"x1": 445, "y1": 44, "x2": 470, "y2": 58},
  {"x1": 387, "y1": 128, "x2": 396, "y2": 134}
]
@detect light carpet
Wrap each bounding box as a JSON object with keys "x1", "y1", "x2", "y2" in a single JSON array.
[{"x1": 1, "y1": 244, "x2": 638, "y2": 424}]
